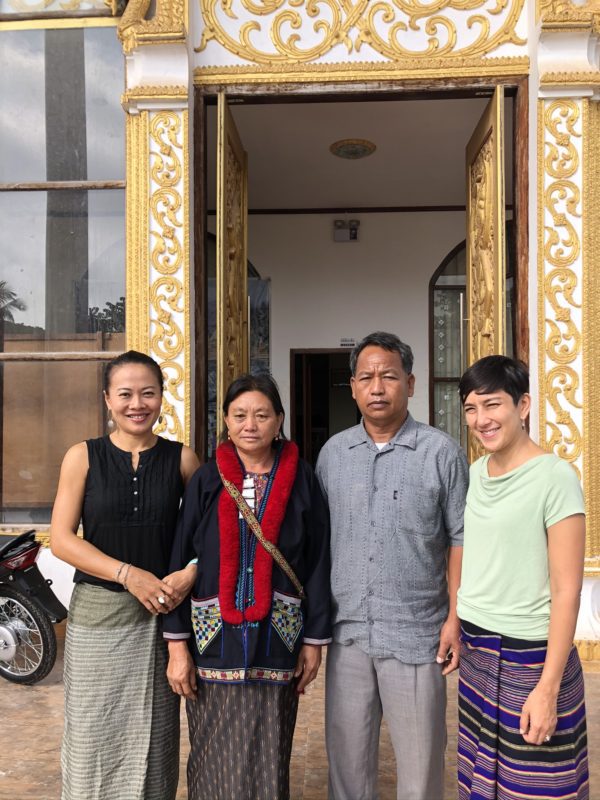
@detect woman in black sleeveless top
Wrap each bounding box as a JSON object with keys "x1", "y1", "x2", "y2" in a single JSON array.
[{"x1": 50, "y1": 350, "x2": 199, "y2": 800}]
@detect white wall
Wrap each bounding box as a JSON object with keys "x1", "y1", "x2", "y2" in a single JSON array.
[{"x1": 247, "y1": 211, "x2": 466, "y2": 426}]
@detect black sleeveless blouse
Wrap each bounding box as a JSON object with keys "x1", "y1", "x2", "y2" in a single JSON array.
[{"x1": 74, "y1": 436, "x2": 184, "y2": 590}]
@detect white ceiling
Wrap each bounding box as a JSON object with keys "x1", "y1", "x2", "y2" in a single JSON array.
[{"x1": 206, "y1": 97, "x2": 514, "y2": 210}]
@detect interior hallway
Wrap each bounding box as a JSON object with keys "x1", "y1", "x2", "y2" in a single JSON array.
[{"x1": 1, "y1": 621, "x2": 598, "y2": 800}]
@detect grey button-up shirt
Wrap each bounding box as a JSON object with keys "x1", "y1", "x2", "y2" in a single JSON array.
[{"x1": 316, "y1": 414, "x2": 468, "y2": 664}]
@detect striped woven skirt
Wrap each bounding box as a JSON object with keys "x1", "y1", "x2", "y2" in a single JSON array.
[
  {"x1": 61, "y1": 584, "x2": 180, "y2": 800},
  {"x1": 185, "y1": 679, "x2": 299, "y2": 800},
  {"x1": 458, "y1": 621, "x2": 589, "y2": 800}
]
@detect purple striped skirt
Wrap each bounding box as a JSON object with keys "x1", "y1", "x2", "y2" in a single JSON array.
[{"x1": 458, "y1": 621, "x2": 589, "y2": 800}]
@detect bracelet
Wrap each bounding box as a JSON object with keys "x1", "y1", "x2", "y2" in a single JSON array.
[
  {"x1": 121, "y1": 563, "x2": 132, "y2": 591},
  {"x1": 115, "y1": 561, "x2": 127, "y2": 584}
]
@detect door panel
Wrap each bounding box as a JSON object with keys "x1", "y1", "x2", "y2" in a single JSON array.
[
  {"x1": 216, "y1": 94, "x2": 248, "y2": 416},
  {"x1": 465, "y1": 85, "x2": 506, "y2": 460}
]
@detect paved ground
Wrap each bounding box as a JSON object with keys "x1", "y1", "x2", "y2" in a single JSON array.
[{"x1": 1, "y1": 621, "x2": 598, "y2": 800}]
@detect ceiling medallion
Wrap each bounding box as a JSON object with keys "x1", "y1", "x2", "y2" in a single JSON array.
[{"x1": 329, "y1": 138, "x2": 376, "y2": 159}]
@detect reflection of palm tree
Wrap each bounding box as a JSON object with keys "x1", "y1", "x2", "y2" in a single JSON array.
[
  {"x1": 0, "y1": 281, "x2": 26, "y2": 518},
  {"x1": 0, "y1": 280, "x2": 27, "y2": 325}
]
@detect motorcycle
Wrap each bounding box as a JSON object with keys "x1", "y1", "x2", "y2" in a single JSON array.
[{"x1": 0, "y1": 530, "x2": 67, "y2": 685}]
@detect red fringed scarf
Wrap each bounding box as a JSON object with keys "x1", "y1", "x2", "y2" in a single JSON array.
[{"x1": 216, "y1": 440, "x2": 299, "y2": 624}]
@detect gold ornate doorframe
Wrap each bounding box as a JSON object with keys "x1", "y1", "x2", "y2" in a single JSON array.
[{"x1": 216, "y1": 94, "x2": 249, "y2": 419}]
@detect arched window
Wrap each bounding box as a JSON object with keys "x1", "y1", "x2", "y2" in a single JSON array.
[
  {"x1": 429, "y1": 241, "x2": 467, "y2": 448},
  {"x1": 429, "y1": 225, "x2": 515, "y2": 448}
]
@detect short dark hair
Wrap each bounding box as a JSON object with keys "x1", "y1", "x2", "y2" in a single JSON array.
[
  {"x1": 221, "y1": 372, "x2": 286, "y2": 442},
  {"x1": 459, "y1": 355, "x2": 529, "y2": 406},
  {"x1": 103, "y1": 350, "x2": 164, "y2": 394},
  {"x1": 350, "y1": 332, "x2": 414, "y2": 376}
]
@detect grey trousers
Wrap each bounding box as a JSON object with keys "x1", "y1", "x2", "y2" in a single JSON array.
[{"x1": 325, "y1": 641, "x2": 446, "y2": 800}]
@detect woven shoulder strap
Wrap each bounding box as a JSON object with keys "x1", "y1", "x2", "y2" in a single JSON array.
[{"x1": 217, "y1": 467, "x2": 306, "y2": 600}]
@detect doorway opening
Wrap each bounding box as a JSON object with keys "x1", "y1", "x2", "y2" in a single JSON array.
[
  {"x1": 290, "y1": 349, "x2": 360, "y2": 466},
  {"x1": 196, "y1": 82, "x2": 527, "y2": 460}
]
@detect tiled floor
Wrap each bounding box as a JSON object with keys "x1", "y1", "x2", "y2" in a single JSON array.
[{"x1": 1, "y1": 622, "x2": 598, "y2": 800}]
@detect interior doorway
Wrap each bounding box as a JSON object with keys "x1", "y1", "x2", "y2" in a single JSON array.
[{"x1": 290, "y1": 349, "x2": 360, "y2": 466}]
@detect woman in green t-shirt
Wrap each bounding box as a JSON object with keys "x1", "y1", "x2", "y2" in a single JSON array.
[{"x1": 456, "y1": 355, "x2": 589, "y2": 800}]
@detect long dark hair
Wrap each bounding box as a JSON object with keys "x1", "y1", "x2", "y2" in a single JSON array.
[
  {"x1": 103, "y1": 350, "x2": 164, "y2": 394},
  {"x1": 220, "y1": 373, "x2": 286, "y2": 443}
]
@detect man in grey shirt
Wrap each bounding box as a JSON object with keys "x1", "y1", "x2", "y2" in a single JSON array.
[{"x1": 316, "y1": 331, "x2": 468, "y2": 800}]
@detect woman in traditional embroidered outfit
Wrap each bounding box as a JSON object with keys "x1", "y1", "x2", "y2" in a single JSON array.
[
  {"x1": 50, "y1": 350, "x2": 200, "y2": 800},
  {"x1": 456, "y1": 355, "x2": 589, "y2": 800},
  {"x1": 164, "y1": 373, "x2": 331, "y2": 800}
]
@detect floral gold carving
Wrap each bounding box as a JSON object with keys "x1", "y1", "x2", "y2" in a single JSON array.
[
  {"x1": 216, "y1": 97, "x2": 249, "y2": 416},
  {"x1": 148, "y1": 111, "x2": 189, "y2": 443},
  {"x1": 118, "y1": 0, "x2": 185, "y2": 54},
  {"x1": 538, "y1": 99, "x2": 583, "y2": 478},
  {"x1": 196, "y1": 0, "x2": 526, "y2": 65}
]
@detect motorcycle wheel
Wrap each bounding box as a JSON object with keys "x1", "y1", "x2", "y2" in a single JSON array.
[{"x1": 0, "y1": 585, "x2": 57, "y2": 684}]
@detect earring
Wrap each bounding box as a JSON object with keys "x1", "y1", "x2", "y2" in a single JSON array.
[
  {"x1": 107, "y1": 411, "x2": 116, "y2": 432},
  {"x1": 275, "y1": 431, "x2": 281, "y2": 441},
  {"x1": 158, "y1": 414, "x2": 163, "y2": 424},
  {"x1": 521, "y1": 419, "x2": 526, "y2": 430},
  {"x1": 227, "y1": 431, "x2": 231, "y2": 441}
]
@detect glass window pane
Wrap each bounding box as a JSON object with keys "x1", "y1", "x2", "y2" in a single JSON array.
[
  {"x1": 0, "y1": 28, "x2": 124, "y2": 183},
  {"x1": 0, "y1": 189, "x2": 125, "y2": 348},
  {"x1": 1, "y1": 359, "x2": 123, "y2": 523},
  {"x1": 433, "y1": 382, "x2": 462, "y2": 444},
  {"x1": 432, "y1": 288, "x2": 462, "y2": 378},
  {"x1": 0, "y1": 0, "x2": 123, "y2": 18}
]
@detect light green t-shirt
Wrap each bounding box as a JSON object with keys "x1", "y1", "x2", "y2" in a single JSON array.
[{"x1": 457, "y1": 453, "x2": 584, "y2": 640}]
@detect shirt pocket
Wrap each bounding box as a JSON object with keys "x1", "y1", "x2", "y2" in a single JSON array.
[
  {"x1": 270, "y1": 590, "x2": 304, "y2": 654},
  {"x1": 191, "y1": 595, "x2": 223, "y2": 655},
  {"x1": 394, "y1": 479, "x2": 441, "y2": 536}
]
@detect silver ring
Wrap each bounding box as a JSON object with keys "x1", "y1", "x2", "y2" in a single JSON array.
[
  {"x1": 544, "y1": 735, "x2": 551, "y2": 742},
  {"x1": 158, "y1": 595, "x2": 166, "y2": 605}
]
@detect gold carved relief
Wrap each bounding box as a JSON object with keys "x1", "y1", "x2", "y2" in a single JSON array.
[
  {"x1": 118, "y1": 0, "x2": 185, "y2": 53},
  {"x1": 196, "y1": 0, "x2": 526, "y2": 65},
  {"x1": 538, "y1": 99, "x2": 583, "y2": 479},
  {"x1": 465, "y1": 86, "x2": 505, "y2": 464},
  {"x1": 147, "y1": 110, "x2": 190, "y2": 444},
  {"x1": 216, "y1": 96, "x2": 249, "y2": 418}
]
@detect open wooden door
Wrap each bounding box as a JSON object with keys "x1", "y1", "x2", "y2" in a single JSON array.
[
  {"x1": 465, "y1": 85, "x2": 506, "y2": 460},
  {"x1": 216, "y1": 94, "x2": 249, "y2": 416}
]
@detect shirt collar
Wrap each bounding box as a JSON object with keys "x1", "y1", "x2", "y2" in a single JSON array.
[{"x1": 347, "y1": 413, "x2": 418, "y2": 450}]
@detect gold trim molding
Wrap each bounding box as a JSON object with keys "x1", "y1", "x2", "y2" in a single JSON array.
[
  {"x1": 196, "y1": 0, "x2": 526, "y2": 66},
  {"x1": 118, "y1": 0, "x2": 185, "y2": 54},
  {"x1": 122, "y1": 85, "x2": 189, "y2": 111},
  {"x1": 541, "y1": 71, "x2": 600, "y2": 86},
  {"x1": 537, "y1": 98, "x2": 584, "y2": 481},
  {"x1": 194, "y1": 56, "x2": 529, "y2": 85},
  {"x1": 0, "y1": 15, "x2": 119, "y2": 28},
  {"x1": 126, "y1": 111, "x2": 151, "y2": 357},
  {"x1": 583, "y1": 99, "x2": 600, "y2": 565}
]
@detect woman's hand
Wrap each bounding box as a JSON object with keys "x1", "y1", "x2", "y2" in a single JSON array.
[
  {"x1": 294, "y1": 644, "x2": 322, "y2": 694},
  {"x1": 162, "y1": 563, "x2": 197, "y2": 608},
  {"x1": 124, "y1": 565, "x2": 176, "y2": 615},
  {"x1": 167, "y1": 641, "x2": 197, "y2": 700},
  {"x1": 519, "y1": 684, "x2": 558, "y2": 745}
]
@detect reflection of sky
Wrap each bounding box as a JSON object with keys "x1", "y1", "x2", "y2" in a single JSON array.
[{"x1": 0, "y1": 28, "x2": 125, "y2": 330}]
